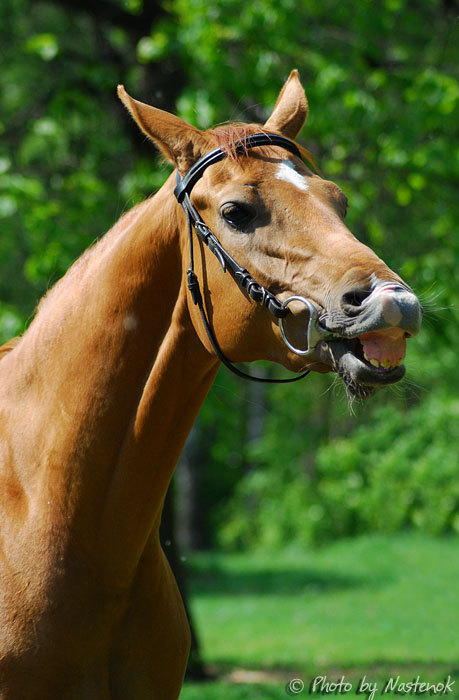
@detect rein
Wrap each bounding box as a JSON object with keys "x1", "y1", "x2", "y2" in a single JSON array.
[{"x1": 174, "y1": 133, "x2": 332, "y2": 384}]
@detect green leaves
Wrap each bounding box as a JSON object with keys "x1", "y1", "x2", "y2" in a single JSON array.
[
  {"x1": 221, "y1": 393, "x2": 459, "y2": 549},
  {"x1": 24, "y1": 33, "x2": 59, "y2": 61},
  {"x1": 0, "y1": 305, "x2": 23, "y2": 344}
]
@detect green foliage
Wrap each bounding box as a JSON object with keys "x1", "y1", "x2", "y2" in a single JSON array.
[
  {"x1": 221, "y1": 392, "x2": 458, "y2": 549},
  {"x1": 0, "y1": 0, "x2": 168, "y2": 341},
  {"x1": 316, "y1": 394, "x2": 458, "y2": 538}
]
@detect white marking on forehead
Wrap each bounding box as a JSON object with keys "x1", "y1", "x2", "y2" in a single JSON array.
[{"x1": 275, "y1": 161, "x2": 308, "y2": 191}]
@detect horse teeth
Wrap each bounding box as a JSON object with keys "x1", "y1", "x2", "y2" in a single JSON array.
[
  {"x1": 364, "y1": 352, "x2": 382, "y2": 369},
  {"x1": 364, "y1": 353, "x2": 400, "y2": 370}
]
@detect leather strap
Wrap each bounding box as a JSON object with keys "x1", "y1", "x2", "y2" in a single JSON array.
[{"x1": 174, "y1": 133, "x2": 302, "y2": 203}]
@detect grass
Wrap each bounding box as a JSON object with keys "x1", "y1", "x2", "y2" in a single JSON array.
[{"x1": 180, "y1": 533, "x2": 459, "y2": 699}]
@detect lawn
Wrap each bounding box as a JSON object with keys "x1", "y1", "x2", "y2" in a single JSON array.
[{"x1": 180, "y1": 533, "x2": 458, "y2": 699}]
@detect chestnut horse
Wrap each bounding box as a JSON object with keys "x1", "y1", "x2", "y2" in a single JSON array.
[{"x1": 0, "y1": 71, "x2": 421, "y2": 698}]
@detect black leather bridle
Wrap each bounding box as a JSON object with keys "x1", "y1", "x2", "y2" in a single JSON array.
[{"x1": 174, "y1": 132, "x2": 333, "y2": 384}]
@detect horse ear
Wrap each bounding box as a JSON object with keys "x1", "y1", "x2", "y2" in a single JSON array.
[
  {"x1": 117, "y1": 86, "x2": 209, "y2": 173},
  {"x1": 264, "y1": 70, "x2": 308, "y2": 139}
]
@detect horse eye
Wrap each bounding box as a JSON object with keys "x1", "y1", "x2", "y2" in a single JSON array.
[{"x1": 221, "y1": 203, "x2": 254, "y2": 230}]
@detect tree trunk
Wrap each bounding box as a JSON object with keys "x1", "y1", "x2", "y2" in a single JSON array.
[
  {"x1": 175, "y1": 423, "x2": 212, "y2": 551},
  {"x1": 160, "y1": 483, "x2": 208, "y2": 680}
]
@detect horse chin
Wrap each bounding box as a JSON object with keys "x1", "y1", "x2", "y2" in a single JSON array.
[{"x1": 317, "y1": 339, "x2": 406, "y2": 399}]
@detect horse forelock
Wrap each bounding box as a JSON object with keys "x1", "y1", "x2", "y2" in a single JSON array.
[
  {"x1": 208, "y1": 123, "x2": 271, "y2": 158},
  {"x1": 207, "y1": 123, "x2": 317, "y2": 172}
]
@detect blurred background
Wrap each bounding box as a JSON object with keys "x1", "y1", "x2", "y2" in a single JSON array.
[{"x1": 1, "y1": 0, "x2": 458, "y2": 697}]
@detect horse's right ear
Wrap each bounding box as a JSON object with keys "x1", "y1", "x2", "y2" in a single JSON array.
[{"x1": 117, "y1": 86, "x2": 209, "y2": 174}]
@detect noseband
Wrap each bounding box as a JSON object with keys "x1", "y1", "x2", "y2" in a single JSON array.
[{"x1": 174, "y1": 133, "x2": 334, "y2": 384}]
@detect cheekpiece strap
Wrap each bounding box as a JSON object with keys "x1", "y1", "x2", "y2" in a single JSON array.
[
  {"x1": 174, "y1": 133, "x2": 303, "y2": 321},
  {"x1": 174, "y1": 132, "x2": 312, "y2": 384}
]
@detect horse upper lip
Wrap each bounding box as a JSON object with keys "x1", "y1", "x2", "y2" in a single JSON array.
[{"x1": 319, "y1": 287, "x2": 422, "y2": 340}]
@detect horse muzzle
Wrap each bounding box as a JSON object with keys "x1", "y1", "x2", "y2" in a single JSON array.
[
  {"x1": 279, "y1": 283, "x2": 422, "y2": 398},
  {"x1": 332, "y1": 282, "x2": 422, "y2": 338}
]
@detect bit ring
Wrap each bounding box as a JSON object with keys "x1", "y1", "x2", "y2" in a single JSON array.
[{"x1": 279, "y1": 296, "x2": 322, "y2": 356}]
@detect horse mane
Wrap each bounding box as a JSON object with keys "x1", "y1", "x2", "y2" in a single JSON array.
[
  {"x1": 207, "y1": 122, "x2": 318, "y2": 171},
  {"x1": 0, "y1": 337, "x2": 20, "y2": 360}
]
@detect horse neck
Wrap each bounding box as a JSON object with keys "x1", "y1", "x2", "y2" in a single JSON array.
[{"x1": 2, "y1": 175, "x2": 219, "y2": 580}]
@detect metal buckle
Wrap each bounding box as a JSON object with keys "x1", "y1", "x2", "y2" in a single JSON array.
[{"x1": 278, "y1": 295, "x2": 335, "y2": 356}]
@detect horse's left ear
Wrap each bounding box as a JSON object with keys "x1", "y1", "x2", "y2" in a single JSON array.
[
  {"x1": 264, "y1": 70, "x2": 308, "y2": 139},
  {"x1": 117, "y1": 86, "x2": 210, "y2": 173}
]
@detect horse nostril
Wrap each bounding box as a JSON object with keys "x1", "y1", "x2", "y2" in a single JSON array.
[{"x1": 341, "y1": 287, "x2": 372, "y2": 314}]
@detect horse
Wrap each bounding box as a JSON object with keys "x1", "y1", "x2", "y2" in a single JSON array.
[{"x1": 0, "y1": 70, "x2": 421, "y2": 699}]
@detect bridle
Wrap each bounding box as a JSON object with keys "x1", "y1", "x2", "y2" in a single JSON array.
[{"x1": 174, "y1": 132, "x2": 337, "y2": 384}]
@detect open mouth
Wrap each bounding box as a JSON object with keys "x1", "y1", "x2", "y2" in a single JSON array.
[
  {"x1": 318, "y1": 327, "x2": 408, "y2": 399},
  {"x1": 279, "y1": 287, "x2": 420, "y2": 398}
]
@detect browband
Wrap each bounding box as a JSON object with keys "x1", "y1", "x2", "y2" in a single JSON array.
[{"x1": 174, "y1": 132, "x2": 302, "y2": 203}]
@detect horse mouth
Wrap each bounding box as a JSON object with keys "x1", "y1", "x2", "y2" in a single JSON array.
[{"x1": 317, "y1": 331, "x2": 407, "y2": 399}]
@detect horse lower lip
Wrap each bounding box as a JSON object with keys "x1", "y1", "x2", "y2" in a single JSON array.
[
  {"x1": 341, "y1": 349, "x2": 405, "y2": 386},
  {"x1": 319, "y1": 339, "x2": 406, "y2": 387}
]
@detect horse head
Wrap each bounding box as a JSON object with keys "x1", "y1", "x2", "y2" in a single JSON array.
[{"x1": 119, "y1": 70, "x2": 421, "y2": 399}]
